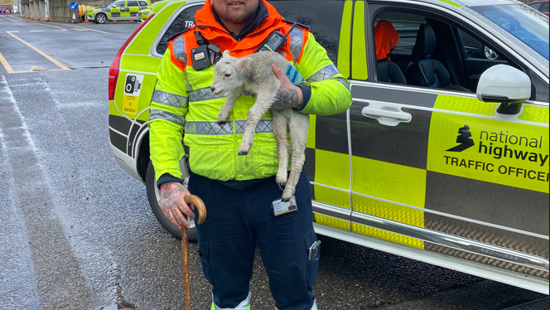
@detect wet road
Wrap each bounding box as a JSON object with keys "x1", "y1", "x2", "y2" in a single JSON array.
[{"x1": 0, "y1": 14, "x2": 546, "y2": 310}]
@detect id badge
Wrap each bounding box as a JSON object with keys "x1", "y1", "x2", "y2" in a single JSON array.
[{"x1": 272, "y1": 196, "x2": 298, "y2": 216}]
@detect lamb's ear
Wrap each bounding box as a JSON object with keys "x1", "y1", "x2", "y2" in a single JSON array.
[
  {"x1": 236, "y1": 57, "x2": 253, "y2": 70},
  {"x1": 223, "y1": 50, "x2": 230, "y2": 58}
]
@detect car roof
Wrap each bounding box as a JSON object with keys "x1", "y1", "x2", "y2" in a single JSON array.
[{"x1": 527, "y1": 0, "x2": 549, "y2": 4}]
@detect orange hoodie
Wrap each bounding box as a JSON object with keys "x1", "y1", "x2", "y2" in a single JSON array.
[{"x1": 374, "y1": 19, "x2": 399, "y2": 61}]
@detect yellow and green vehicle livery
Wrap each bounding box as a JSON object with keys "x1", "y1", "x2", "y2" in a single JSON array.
[
  {"x1": 86, "y1": 0, "x2": 151, "y2": 24},
  {"x1": 108, "y1": 0, "x2": 550, "y2": 294}
]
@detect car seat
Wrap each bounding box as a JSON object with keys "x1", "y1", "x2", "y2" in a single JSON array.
[{"x1": 405, "y1": 24, "x2": 451, "y2": 88}]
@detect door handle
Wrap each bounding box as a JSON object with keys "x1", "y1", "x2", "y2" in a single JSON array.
[{"x1": 361, "y1": 102, "x2": 412, "y2": 126}]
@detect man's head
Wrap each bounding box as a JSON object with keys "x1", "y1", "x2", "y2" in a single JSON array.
[{"x1": 211, "y1": 0, "x2": 259, "y2": 28}]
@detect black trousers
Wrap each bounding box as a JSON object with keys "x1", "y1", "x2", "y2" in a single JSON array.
[{"x1": 189, "y1": 170, "x2": 318, "y2": 310}]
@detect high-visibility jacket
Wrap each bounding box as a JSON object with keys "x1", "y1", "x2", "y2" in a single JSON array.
[{"x1": 149, "y1": 0, "x2": 352, "y2": 183}]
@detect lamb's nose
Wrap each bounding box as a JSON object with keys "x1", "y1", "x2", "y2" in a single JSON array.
[{"x1": 211, "y1": 87, "x2": 216, "y2": 93}]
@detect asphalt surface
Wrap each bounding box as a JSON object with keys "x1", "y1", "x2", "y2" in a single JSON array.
[{"x1": 0, "y1": 14, "x2": 546, "y2": 310}]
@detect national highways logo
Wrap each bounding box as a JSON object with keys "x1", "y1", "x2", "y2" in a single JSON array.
[{"x1": 447, "y1": 125, "x2": 474, "y2": 152}]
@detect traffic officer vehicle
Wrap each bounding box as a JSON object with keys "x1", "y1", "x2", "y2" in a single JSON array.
[
  {"x1": 108, "y1": 0, "x2": 550, "y2": 294},
  {"x1": 86, "y1": 0, "x2": 151, "y2": 24}
]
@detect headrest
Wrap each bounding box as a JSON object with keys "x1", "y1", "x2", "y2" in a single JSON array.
[{"x1": 411, "y1": 24, "x2": 436, "y2": 60}]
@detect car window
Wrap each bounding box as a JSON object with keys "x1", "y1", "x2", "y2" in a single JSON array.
[
  {"x1": 127, "y1": 1, "x2": 139, "y2": 7},
  {"x1": 115, "y1": 1, "x2": 125, "y2": 7},
  {"x1": 457, "y1": 29, "x2": 501, "y2": 60},
  {"x1": 529, "y1": 2, "x2": 541, "y2": 10},
  {"x1": 540, "y1": 2, "x2": 549, "y2": 12},
  {"x1": 270, "y1": 1, "x2": 345, "y2": 64},
  {"x1": 471, "y1": 4, "x2": 549, "y2": 60},
  {"x1": 156, "y1": 5, "x2": 201, "y2": 55},
  {"x1": 374, "y1": 12, "x2": 424, "y2": 58},
  {"x1": 139, "y1": 1, "x2": 148, "y2": 6}
]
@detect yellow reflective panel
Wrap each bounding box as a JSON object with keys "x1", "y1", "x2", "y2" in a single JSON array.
[
  {"x1": 351, "y1": 1, "x2": 368, "y2": 80},
  {"x1": 437, "y1": 0, "x2": 461, "y2": 8},
  {"x1": 353, "y1": 195, "x2": 424, "y2": 228},
  {"x1": 352, "y1": 223, "x2": 425, "y2": 249},
  {"x1": 315, "y1": 186, "x2": 350, "y2": 209},
  {"x1": 519, "y1": 104, "x2": 550, "y2": 124},
  {"x1": 315, "y1": 149, "x2": 350, "y2": 189},
  {"x1": 435, "y1": 94, "x2": 498, "y2": 116},
  {"x1": 428, "y1": 112, "x2": 549, "y2": 193},
  {"x1": 316, "y1": 214, "x2": 350, "y2": 231},
  {"x1": 352, "y1": 157, "x2": 427, "y2": 208},
  {"x1": 337, "y1": 0, "x2": 353, "y2": 78},
  {"x1": 306, "y1": 114, "x2": 316, "y2": 149}
]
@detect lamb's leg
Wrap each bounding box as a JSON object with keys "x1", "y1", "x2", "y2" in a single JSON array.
[
  {"x1": 282, "y1": 112, "x2": 309, "y2": 201},
  {"x1": 218, "y1": 86, "x2": 244, "y2": 125},
  {"x1": 272, "y1": 110, "x2": 290, "y2": 187},
  {"x1": 238, "y1": 87, "x2": 279, "y2": 156}
]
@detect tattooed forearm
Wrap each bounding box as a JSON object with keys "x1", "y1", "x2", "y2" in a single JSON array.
[{"x1": 274, "y1": 87, "x2": 301, "y2": 109}]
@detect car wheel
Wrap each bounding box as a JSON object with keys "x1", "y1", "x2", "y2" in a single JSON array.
[
  {"x1": 95, "y1": 13, "x2": 107, "y2": 24},
  {"x1": 483, "y1": 45, "x2": 500, "y2": 60},
  {"x1": 145, "y1": 160, "x2": 197, "y2": 241}
]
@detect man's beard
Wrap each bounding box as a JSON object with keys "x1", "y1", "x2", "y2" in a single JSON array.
[{"x1": 218, "y1": 5, "x2": 256, "y2": 24}]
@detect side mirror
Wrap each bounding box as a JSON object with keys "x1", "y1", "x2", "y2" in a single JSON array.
[{"x1": 476, "y1": 65, "x2": 531, "y2": 115}]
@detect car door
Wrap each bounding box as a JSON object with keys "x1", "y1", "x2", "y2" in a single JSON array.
[
  {"x1": 350, "y1": 0, "x2": 549, "y2": 281},
  {"x1": 110, "y1": 1, "x2": 125, "y2": 20},
  {"x1": 269, "y1": 0, "x2": 353, "y2": 232},
  {"x1": 126, "y1": 1, "x2": 139, "y2": 20}
]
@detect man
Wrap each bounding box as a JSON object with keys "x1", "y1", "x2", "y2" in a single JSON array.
[{"x1": 149, "y1": 0, "x2": 352, "y2": 309}]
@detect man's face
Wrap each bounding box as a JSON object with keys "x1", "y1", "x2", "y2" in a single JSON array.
[{"x1": 212, "y1": 0, "x2": 259, "y2": 25}]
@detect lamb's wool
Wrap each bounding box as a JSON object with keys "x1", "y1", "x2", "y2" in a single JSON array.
[{"x1": 211, "y1": 51, "x2": 310, "y2": 201}]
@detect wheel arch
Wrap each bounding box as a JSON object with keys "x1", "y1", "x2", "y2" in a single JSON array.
[{"x1": 136, "y1": 126, "x2": 150, "y2": 183}]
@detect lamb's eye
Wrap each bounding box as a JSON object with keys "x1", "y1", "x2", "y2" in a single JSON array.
[{"x1": 225, "y1": 74, "x2": 231, "y2": 78}]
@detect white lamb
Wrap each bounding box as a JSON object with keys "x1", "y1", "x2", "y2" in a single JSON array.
[{"x1": 210, "y1": 50, "x2": 309, "y2": 201}]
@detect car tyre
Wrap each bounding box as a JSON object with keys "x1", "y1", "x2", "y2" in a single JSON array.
[
  {"x1": 145, "y1": 160, "x2": 197, "y2": 242},
  {"x1": 95, "y1": 13, "x2": 107, "y2": 24}
]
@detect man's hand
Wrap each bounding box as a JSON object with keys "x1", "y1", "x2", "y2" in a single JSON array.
[
  {"x1": 271, "y1": 64, "x2": 304, "y2": 110},
  {"x1": 159, "y1": 182, "x2": 195, "y2": 228}
]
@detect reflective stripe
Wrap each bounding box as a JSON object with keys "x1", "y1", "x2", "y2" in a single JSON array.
[
  {"x1": 152, "y1": 89, "x2": 188, "y2": 108},
  {"x1": 185, "y1": 120, "x2": 273, "y2": 135},
  {"x1": 189, "y1": 87, "x2": 255, "y2": 102},
  {"x1": 333, "y1": 78, "x2": 350, "y2": 90},
  {"x1": 307, "y1": 64, "x2": 341, "y2": 83},
  {"x1": 149, "y1": 109, "x2": 185, "y2": 127},
  {"x1": 212, "y1": 292, "x2": 251, "y2": 310},
  {"x1": 235, "y1": 120, "x2": 272, "y2": 134},
  {"x1": 185, "y1": 121, "x2": 232, "y2": 135},
  {"x1": 290, "y1": 27, "x2": 303, "y2": 63},
  {"x1": 173, "y1": 36, "x2": 187, "y2": 64},
  {"x1": 275, "y1": 299, "x2": 318, "y2": 310}
]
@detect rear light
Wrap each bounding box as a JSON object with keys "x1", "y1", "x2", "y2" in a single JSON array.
[{"x1": 108, "y1": 14, "x2": 156, "y2": 101}]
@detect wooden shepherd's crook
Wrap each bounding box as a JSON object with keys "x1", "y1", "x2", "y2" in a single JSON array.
[{"x1": 181, "y1": 194, "x2": 207, "y2": 310}]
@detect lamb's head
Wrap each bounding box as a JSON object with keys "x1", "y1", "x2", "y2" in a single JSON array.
[{"x1": 211, "y1": 50, "x2": 253, "y2": 95}]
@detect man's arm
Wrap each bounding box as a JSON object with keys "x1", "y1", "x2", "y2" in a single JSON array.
[
  {"x1": 281, "y1": 32, "x2": 352, "y2": 116},
  {"x1": 149, "y1": 43, "x2": 195, "y2": 227}
]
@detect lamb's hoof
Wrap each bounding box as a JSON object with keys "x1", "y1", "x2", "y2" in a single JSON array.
[
  {"x1": 281, "y1": 197, "x2": 291, "y2": 202},
  {"x1": 238, "y1": 151, "x2": 249, "y2": 156},
  {"x1": 277, "y1": 181, "x2": 287, "y2": 188},
  {"x1": 217, "y1": 121, "x2": 227, "y2": 126}
]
